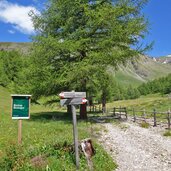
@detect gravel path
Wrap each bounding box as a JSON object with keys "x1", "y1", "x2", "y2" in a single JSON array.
[{"x1": 98, "y1": 122, "x2": 171, "y2": 171}]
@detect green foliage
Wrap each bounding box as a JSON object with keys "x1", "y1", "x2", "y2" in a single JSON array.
[
  {"x1": 0, "y1": 86, "x2": 117, "y2": 170},
  {"x1": 26, "y1": 0, "x2": 150, "y2": 101},
  {"x1": 140, "y1": 122, "x2": 150, "y2": 128},
  {"x1": 0, "y1": 144, "x2": 32, "y2": 171},
  {"x1": 108, "y1": 93, "x2": 171, "y2": 112},
  {"x1": 138, "y1": 74, "x2": 171, "y2": 95},
  {"x1": 163, "y1": 130, "x2": 171, "y2": 137},
  {"x1": 0, "y1": 141, "x2": 117, "y2": 171},
  {"x1": 0, "y1": 50, "x2": 26, "y2": 89},
  {"x1": 111, "y1": 82, "x2": 141, "y2": 101},
  {"x1": 126, "y1": 85, "x2": 140, "y2": 99}
]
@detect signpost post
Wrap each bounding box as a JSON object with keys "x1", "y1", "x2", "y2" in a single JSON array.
[
  {"x1": 59, "y1": 91, "x2": 87, "y2": 170},
  {"x1": 11, "y1": 94, "x2": 31, "y2": 144},
  {"x1": 71, "y1": 104, "x2": 79, "y2": 170}
]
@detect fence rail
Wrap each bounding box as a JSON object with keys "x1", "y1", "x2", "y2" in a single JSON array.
[
  {"x1": 88, "y1": 104, "x2": 102, "y2": 113},
  {"x1": 109, "y1": 107, "x2": 171, "y2": 129}
]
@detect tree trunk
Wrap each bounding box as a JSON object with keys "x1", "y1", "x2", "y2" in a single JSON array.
[
  {"x1": 67, "y1": 105, "x2": 72, "y2": 115},
  {"x1": 80, "y1": 104, "x2": 87, "y2": 119},
  {"x1": 102, "y1": 93, "x2": 106, "y2": 114},
  {"x1": 79, "y1": 78, "x2": 87, "y2": 119}
]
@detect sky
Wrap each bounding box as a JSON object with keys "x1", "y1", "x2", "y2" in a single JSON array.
[{"x1": 0, "y1": 0, "x2": 171, "y2": 57}]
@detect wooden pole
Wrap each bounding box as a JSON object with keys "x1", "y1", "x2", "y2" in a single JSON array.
[
  {"x1": 18, "y1": 119, "x2": 22, "y2": 144},
  {"x1": 133, "y1": 108, "x2": 136, "y2": 122},
  {"x1": 119, "y1": 106, "x2": 121, "y2": 118},
  {"x1": 113, "y1": 107, "x2": 115, "y2": 116},
  {"x1": 153, "y1": 109, "x2": 157, "y2": 127},
  {"x1": 143, "y1": 109, "x2": 146, "y2": 122},
  {"x1": 71, "y1": 105, "x2": 79, "y2": 170},
  {"x1": 125, "y1": 107, "x2": 128, "y2": 120},
  {"x1": 167, "y1": 109, "x2": 171, "y2": 130}
]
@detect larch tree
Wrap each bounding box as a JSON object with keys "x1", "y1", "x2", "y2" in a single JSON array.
[{"x1": 29, "y1": 0, "x2": 150, "y2": 119}]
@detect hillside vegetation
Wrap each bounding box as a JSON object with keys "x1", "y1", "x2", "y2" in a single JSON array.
[
  {"x1": 108, "y1": 93, "x2": 171, "y2": 112},
  {"x1": 0, "y1": 42, "x2": 31, "y2": 54},
  {"x1": 1, "y1": 42, "x2": 171, "y2": 88},
  {"x1": 114, "y1": 55, "x2": 171, "y2": 87},
  {"x1": 0, "y1": 86, "x2": 117, "y2": 170}
]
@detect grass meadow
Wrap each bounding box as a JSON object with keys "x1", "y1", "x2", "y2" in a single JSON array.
[
  {"x1": 108, "y1": 94, "x2": 171, "y2": 112},
  {"x1": 0, "y1": 86, "x2": 117, "y2": 171}
]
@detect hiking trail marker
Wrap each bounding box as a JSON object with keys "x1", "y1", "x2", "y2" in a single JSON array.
[
  {"x1": 59, "y1": 91, "x2": 87, "y2": 170},
  {"x1": 11, "y1": 94, "x2": 31, "y2": 144}
]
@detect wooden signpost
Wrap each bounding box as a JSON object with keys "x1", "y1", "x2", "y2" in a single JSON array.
[
  {"x1": 11, "y1": 94, "x2": 31, "y2": 144},
  {"x1": 59, "y1": 91, "x2": 87, "y2": 170}
]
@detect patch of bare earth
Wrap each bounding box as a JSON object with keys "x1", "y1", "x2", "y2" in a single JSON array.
[{"x1": 98, "y1": 122, "x2": 171, "y2": 171}]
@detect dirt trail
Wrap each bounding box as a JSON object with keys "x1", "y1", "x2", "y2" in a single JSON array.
[{"x1": 98, "y1": 122, "x2": 171, "y2": 171}]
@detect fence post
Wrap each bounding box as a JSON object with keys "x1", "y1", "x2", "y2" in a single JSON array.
[
  {"x1": 133, "y1": 108, "x2": 136, "y2": 122},
  {"x1": 119, "y1": 106, "x2": 121, "y2": 118},
  {"x1": 113, "y1": 107, "x2": 116, "y2": 116},
  {"x1": 153, "y1": 109, "x2": 157, "y2": 127},
  {"x1": 143, "y1": 109, "x2": 146, "y2": 122},
  {"x1": 125, "y1": 107, "x2": 128, "y2": 120},
  {"x1": 167, "y1": 109, "x2": 171, "y2": 129}
]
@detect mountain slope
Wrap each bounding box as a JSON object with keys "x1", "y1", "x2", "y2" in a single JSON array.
[
  {"x1": 0, "y1": 42, "x2": 31, "y2": 53},
  {"x1": 1, "y1": 42, "x2": 171, "y2": 87},
  {"x1": 114, "y1": 55, "x2": 171, "y2": 87},
  {"x1": 155, "y1": 56, "x2": 171, "y2": 64}
]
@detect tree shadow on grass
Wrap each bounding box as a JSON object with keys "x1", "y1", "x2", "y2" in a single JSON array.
[{"x1": 30, "y1": 111, "x2": 73, "y2": 124}]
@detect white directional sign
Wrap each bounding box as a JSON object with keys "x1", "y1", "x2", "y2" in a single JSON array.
[
  {"x1": 60, "y1": 98, "x2": 88, "y2": 106},
  {"x1": 59, "y1": 92, "x2": 86, "y2": 99}
]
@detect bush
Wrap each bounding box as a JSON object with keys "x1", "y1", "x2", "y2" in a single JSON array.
[
  {"x1": 140, "y1": 122, "x2": 150, "y2": 128},
  {"x1": 163, "y1": 130, "x2": 171, "y2": 137}
]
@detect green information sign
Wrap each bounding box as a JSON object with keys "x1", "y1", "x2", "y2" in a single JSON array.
[{"x1": 11, "y1": 95, "x2": 31, "y2": 119}]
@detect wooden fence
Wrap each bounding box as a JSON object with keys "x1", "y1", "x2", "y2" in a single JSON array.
[
  {"x1": 130, "y1": 108, "x2": 171, "y2": 129},
  {"x1": 88, "y1": 104, "x2": 102, "y2": 113},
  {"x1": 112, "y1": 107, "x2": 128, "y2": 120},
  {"x1": 111, "y1": 107, "x2": 171, "y2": 129}
]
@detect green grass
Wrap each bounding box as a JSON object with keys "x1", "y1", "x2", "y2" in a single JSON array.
[
  {"x1": 0, "y1": 86, "x2": 117, "y2": 170},
  {"x1": 108, "y1": 94, "x2": 171, "y2": 112},
  {"x1": 163, "y1": 130, "x2": 171, "y2": 137},
  {"x1": 140, "y1": 122, "x2": 150, "y2": 128},
  {"x1": 115, "y1": 69, "x2": 143, "y2": 87}
]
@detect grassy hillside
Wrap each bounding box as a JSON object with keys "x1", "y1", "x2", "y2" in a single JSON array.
[
  {"x1": 0, "y1": 86, "x2": 11, "y2": 114},
  {"x1": 108, "y1": 93, "x2": 171, "y2": 112},
  {"x1": 0, "y1": 42, "x2": 31, "y2": 54},
  {"x1": 114, "y1": 56, "x2": 171, "y2": 87},
  {"x1": 156, "y1": 56, "x2": 171, "y2": 64},
  {"x1": 0, "y1": 86, "x2": 116, "y2": 170}
]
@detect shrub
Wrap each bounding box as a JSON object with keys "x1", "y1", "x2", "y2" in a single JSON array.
[
  {"x1": 140, "y1": 122, "x2": 150, "y2": 128},
  {"x1": 163, "y1": 130, "x2": 171, "y2": 137}
]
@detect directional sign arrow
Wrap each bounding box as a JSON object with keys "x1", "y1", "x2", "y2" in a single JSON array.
[
  {"x1": 82, "y1": 98, "x2": 88, "y2": 104},
  {"x1": 59, "y1": 92, "x2": 86, "y2": 99},
  {"x1": 60, "y1": 98, "x2": 88, "y2": 106}
]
